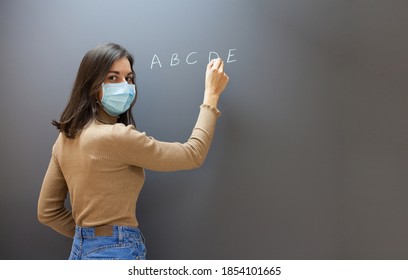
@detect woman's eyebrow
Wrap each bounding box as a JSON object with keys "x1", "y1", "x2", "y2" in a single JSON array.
[{"x1": 108, "y1": 71, "x2": 133, "y2": 75}]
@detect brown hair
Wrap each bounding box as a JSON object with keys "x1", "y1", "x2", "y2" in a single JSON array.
[{"x1": 52, "y1": 43, "x2": 137, "y2": 138}]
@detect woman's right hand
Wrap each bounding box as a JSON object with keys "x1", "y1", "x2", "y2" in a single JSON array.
[{"x1": 203, "y1": 58, "x2": 229, "y2": 108}]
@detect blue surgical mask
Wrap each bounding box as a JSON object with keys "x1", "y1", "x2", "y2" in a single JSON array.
[{"x1": 101, "y1": 81, "x2": 136, "y2": 116}]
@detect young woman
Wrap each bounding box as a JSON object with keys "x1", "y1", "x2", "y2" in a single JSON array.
[{"x1": 37, "y1": 43, "x2": 229, "y2": 260}]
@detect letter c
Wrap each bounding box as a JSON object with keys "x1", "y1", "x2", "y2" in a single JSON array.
[{"x1": 186, "y1": 52, "x2": 198, "y2": 65}]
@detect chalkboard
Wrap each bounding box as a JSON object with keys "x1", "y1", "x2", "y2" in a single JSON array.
[{"x1": 1, "y1": 0, "x2": 408, "y2": 259}]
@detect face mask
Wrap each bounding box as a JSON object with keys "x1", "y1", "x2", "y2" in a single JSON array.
[{"x1": 100, "y1": 81, "x2": 136, "y2": 116}]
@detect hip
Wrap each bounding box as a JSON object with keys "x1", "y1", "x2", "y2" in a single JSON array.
[{"x1": 68, "y1": 225, "x2": 146, "y2": 260}]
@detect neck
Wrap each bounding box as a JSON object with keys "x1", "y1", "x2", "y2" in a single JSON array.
[{"x1": 96, "y1": 104, "x2": 119, "y2": 124}]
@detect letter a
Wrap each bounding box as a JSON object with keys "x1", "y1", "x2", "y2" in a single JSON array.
[{"x1": 150, "y1": 54, "x2": 162, "y2": 69}]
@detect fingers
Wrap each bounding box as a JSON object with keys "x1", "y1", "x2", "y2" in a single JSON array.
[
  {"x1": 206, "y1": 58, "x2": 229, "y2": 87},
  {"x1": 219, "y1": 59, "x2": 224, "y2": 73},
  {"x1": 211, "y1": 58, "x2": 222, "y2": 70},
  {"x1": 208, "y1": 58, "x2": 224, "y2": 72},
  {"x1": 207, "y1": 59, "x2": 215, "y2": 70}
]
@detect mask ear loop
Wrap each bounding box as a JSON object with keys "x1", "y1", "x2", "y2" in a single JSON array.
[
  {"x1": 94, "y1": 83, "x2": 103, "y2": 117},
  {"x1": 94, "y1": 90, "x2": 117, "y2": 124},
  {"x1": 121, "y1": 84, "x2": 136, "y2": 127}
]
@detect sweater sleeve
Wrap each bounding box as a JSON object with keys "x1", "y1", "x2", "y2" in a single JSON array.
[
  {"x1": 37, "y1": 143, "x2": 76, "y2": 238},
  {"x1": 113, "y1": 104, "x2": 221, "y2": 171}
]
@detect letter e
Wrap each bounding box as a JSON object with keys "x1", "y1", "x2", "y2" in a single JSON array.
[{"x1": 227, "y1": 48, "x2": 237, "y2": 63}]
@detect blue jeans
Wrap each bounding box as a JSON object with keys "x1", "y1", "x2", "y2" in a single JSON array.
[{"x1": 68, "y1": 225, "x2": 147, "y2": 260}]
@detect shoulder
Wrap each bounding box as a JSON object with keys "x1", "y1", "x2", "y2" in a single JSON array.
[
  {"x1": 82, "y1": 120, "x2": 131, "y2": 138},
  {"x1": 111, "y1": 123, "x2": 151, "y2": 143},
  {"x1": 51, "y1": 132, "x2": 63, "y2": 156}
]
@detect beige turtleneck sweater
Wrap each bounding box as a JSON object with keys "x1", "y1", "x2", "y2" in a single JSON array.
[{"x1": 37, "y1": 104, "x2": 220, "y2": 238}]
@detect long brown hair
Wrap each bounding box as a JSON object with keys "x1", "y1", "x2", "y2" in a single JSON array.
[{"x1": 52, "y1": 43, "x2": 137, "y2": 138}]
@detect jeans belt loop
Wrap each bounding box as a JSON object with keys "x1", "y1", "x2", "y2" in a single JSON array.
[{"x1": 118, "y1": 226, "x2": 123, "y2": 242}]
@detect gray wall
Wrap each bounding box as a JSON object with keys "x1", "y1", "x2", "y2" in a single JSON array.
[{"x1": 1, "y1": 0, "x2": 407, "y2": 259}]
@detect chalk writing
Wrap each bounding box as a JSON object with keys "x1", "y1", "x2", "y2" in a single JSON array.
[{"x1": 150, "y1": 48, "x2": 237, "y2": 69}]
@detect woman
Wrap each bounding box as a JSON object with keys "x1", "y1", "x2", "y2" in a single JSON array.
[{"x1": 37, "y1": 43, "x2": 229, "y2": 260}]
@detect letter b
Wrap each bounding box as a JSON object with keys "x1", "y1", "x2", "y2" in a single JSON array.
[{"x1": 170, "y1": 53, "x2": 180, "y2": 66}]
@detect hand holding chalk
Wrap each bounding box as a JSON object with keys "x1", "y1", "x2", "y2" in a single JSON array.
[{"x1": 203, "y1": 58, "x2": 229, "y2": 108}]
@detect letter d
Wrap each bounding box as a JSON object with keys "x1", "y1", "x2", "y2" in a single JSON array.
[{"x1": 208, "y1": 51, "x2": 220, "y2": 62}]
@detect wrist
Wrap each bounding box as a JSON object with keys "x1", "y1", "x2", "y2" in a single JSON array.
[{"x1": 203, "y1": 93, "x2": 219, "y2": 108}]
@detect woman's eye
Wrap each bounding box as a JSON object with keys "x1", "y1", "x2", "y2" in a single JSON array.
[
  {"x1": 126, "y1": 76, "x2": 133, "y2": 83},
  {"x1": 108, "y1": 76, "x2": 117, "y2": 81}
]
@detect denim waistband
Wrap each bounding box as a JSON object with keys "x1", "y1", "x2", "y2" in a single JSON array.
[{"x1": 74, "y1": 225, "x2": 141, "y2": 238}]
